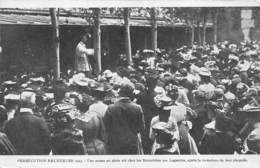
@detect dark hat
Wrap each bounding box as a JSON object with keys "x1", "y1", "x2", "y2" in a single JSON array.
[
  {"x1": 51, "y1": 103, "x2": 79, "y2": 123},
  {"x1": 92, "y1": 82, "x2": 113, "y2": 93},
  {"x1": 154, "y1": 95, "x2": 172, "y2": 109},
  {"x1": 139, "y1": 60, "x2": 149, "y2": 67},
  {"x1": 152, "y1": 122, "x2": 174, "y2": 145}
]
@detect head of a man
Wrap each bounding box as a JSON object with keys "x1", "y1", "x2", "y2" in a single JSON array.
[
  {"x1": 20, "y1": 91, "x2": 36, "y2": 109},
  {"x1": 81, "y1": 34, "x2": 88, "y2": 43},
  {"x1": 118, "y1": 83, "x2": 134, "y2": 98}
]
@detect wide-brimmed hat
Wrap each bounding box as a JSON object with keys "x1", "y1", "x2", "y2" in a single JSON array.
[
  {"x1": 30, "y1": 77, "x2": 45, "y2": 83},
  {"x1": 244, "y1": 107, "x2": 260, "y2": 114},
  {"x1": 4, "y1": 93, "x2": 20, "y2": 101},
  {"x1": 245, "y1": 88, "x2": 258, "y2": 97},
  {"x1": 220, "y1": 79, "x2": 232, "y2": 86},
  {"x1": 103, "y1": 70, "x2": 113, "y2": 78},
  {"x1": 92, "y1": 82, "x2": 113, "y2": 92},
  {"x1": 152, "y1": 122, "x2": 174, "y2": 145},
  {"x1": 73, "y1": 77, "x2": 89, "y2": 87},
  {"x1": 228, "y1": 54, "x2": 239, "y2": 62},
  {"x1": 231, "y1": 75, "x2": 242, "y2": 85},
  {"x1": 2, "y1": 81, "x2": 16, "y2": 86},
  {"x1": 152, "y1": 122, "x2": 172, "y2": 135},
  {"x1": 214, "y1": 88, "x2": 224, "y2": 97},
  {"x1": 199, "y1": 67, "x2": 211, "y2": 76},
  {"x1": 154, "y1": 95, "x2": 172, "y2": 110}
]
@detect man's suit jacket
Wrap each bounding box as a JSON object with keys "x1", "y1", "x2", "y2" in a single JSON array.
[
  {"x1": 4, "y1": 112, "x2": 51, "y2": 155},
  {"x1": 104, "y1": 98, "x2": 145, "y2": 154}
]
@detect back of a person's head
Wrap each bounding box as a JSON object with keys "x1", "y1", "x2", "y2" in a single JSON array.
[
  {"x1": 54, "y1": 84, "x2": 68, "y2": 102},
  {"x1": 118, "y1": 83, "x2": 134, "y2": 98},
  {"x1": 20, "y1": 91, "x2": 36, "y2": 108}
]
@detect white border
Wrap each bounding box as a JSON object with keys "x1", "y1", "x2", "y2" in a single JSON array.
[
  {"x1": 0, "y1": 0, "x2": 260, "y2": 8},
  {"x1": 0, "y1": 1, "x2": 260, "y2": 168}
]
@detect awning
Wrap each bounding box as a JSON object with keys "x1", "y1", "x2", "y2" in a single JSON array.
[{"x1": 0, "y1": 13, "x2": 213, "y2": 27}]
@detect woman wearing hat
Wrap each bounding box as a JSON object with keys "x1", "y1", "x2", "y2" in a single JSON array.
[
  {"x1": 74, "y1": 93, "x2": 106, "y2": 155},
  {"x1": 150, "y1": 95, "x2": 180, "y2": 154},
  {"x1": 197, "y1": 67, "x2": 215, "y2": 100},
  {"x1": 50, "y1": 101, "x2": 87, "y2": 155},
  {"x1": 167, "y1": 85, "x2": 199, "y2": 154}
]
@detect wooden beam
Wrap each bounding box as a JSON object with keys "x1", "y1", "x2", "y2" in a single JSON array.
[
  {"x1": 151, "y1": 8, "x2": 157, "y2": 51},
  {"x1": 94, "y1": 8, "x2": 102, "y2": 74},
  {"x1": 124, "y1": 8, "x2": 132, "y2": 65},
  {"x1": 50, "y1": 8, "x2": 60, "y2": 79}
]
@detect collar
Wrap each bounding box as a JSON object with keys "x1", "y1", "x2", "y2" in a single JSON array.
[
  {"x1": 79, "y1": 41, "x2": 86, "y2": 46},
  {"x1": 118, "y1": 97, "x2": 131, "y2": 102},
  {"x1": 20, "y1": 108, "x2": 33, "y2": 114}
]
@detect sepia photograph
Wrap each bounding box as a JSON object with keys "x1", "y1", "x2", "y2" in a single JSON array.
[{"x1": 0, "y1": 2, "x2": 260, "y2": 159}]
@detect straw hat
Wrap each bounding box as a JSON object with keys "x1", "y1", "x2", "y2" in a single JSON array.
[{"x1": 199, "y1": 67, "x2": 211, "y2": 77}]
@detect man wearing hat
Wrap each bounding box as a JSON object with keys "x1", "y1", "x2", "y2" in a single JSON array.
[
  {"x1": 4, "y1": 91, "x2": 51, "y2": 155},
  {"x1": 199, "y1": 114, "x2": 236, "y2": 154},
  {"x1": 104, "y1": 82, "x2": 145, "y2": 154},
  {"x1": 75, "y1": 34, "x2": 94, "y2": 77}
]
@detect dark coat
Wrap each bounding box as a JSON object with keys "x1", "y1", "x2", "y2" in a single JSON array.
[
  {"x1": 104, "y1": 98, "x2": 145, "y2": 154},
  {"x1": 4, "y1": 112, "x2": 51, "y2": 155},
  {"x1": 199, "y1": 129, "x2": 235, "y2": 154}
]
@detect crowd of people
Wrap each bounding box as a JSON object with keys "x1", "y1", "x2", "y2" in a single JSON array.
[{"x1": 1, "y1": 40, "x2": 260, "y2": 155}]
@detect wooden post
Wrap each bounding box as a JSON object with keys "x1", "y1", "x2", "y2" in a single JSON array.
[
  {"x1": 123, "y1": 8, "x2": 132, "y2": 65},
  {"x1": 202, "y1": 15, "x2": 207, "y2": 46},
  {"x1": 213, "y1": 11, "x2": 218, "y2": 43},
  {"x1": 197, "y1": 20, "x2": 201, "y2": 45},
  {"x1": 94, "y1": 8, "x2": 102, "y2": 74},
  {"x1": 0, "y1": 24, "x2": 3, "y2": 71},
  {"x1": 151, "y1": 8, "x2": 158, "y2": 51},
  {"x1": 50, "y1": 8, "x2": 60, "y2": 79},
  {"x1": 191, "y1": 21, "x2": 195, "y2": 45}
]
